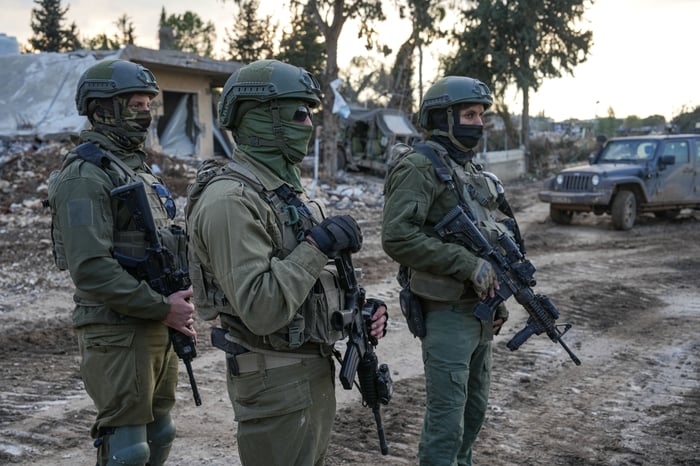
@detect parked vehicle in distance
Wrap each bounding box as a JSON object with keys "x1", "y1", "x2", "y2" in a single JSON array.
[
  {"x1": 538, "y1": 134, "x2": 700, "y2": 230},
  {"x1": 336, "y1": 106, "x2": 421, "y2": 173}
]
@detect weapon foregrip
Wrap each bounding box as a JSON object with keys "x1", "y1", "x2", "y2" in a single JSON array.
[{"x1": 507, "y1": 325, "x2": 534, "y2": 350}]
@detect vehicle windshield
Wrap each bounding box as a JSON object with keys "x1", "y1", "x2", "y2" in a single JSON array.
[{"x1": 599, "y1": 140, "x2": 657, "y2": 163}]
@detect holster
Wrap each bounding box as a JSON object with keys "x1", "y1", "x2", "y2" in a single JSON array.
[
  {"x1": 399, "y1": 287, "x2": 426, "y2": 338},
  {"x1": 210, "y1": 327, "x2": 250, "y2": 376}
]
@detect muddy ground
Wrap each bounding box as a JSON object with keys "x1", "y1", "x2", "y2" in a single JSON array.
[{"x1": 1, "y1": 143, "x2": 699, "y2": 465}]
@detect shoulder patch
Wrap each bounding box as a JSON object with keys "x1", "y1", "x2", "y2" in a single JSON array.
[{"x1": 75, "y1": 142, "x2": 110, "y2": 169}]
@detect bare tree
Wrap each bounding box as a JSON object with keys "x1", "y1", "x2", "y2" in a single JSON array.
[{"x1": 306, "y1": 0, "x2": 385, "y2": 178}]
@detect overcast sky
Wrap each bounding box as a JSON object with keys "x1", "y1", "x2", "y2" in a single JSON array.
[{"x1": 3, "y1": 0, "x2": 699, "y2": 122}]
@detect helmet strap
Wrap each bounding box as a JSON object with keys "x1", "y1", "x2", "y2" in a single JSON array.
[
  {"x1": 236, "y1": 100, "x2": 299, "y2": 164},
  {"x1": 112, "y1": 98, "x2": 124, "y2": 130},
  {"x1": 431, "y1": 106, "x2": 471, "y2": 153}
]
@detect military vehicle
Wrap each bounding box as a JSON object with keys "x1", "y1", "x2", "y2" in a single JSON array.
[{"x1": 539, "y1": 133, "x2": 700, "y2": 230}]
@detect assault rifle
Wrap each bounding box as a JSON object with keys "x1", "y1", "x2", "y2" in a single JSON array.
[
  {"x1": 111, "y1": 181, "x2": 202, "y2": 405},
  {"x1": 434, "y1": 205, "x2": 581, "y2": 366},
  {"x1": 331, "y1": 251, "x2": 393, "y2": 455}
]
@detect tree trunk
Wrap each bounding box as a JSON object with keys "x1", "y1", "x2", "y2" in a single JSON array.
[
  {"x1": 521, "y1": 87, "x2": 531, "y2": 172},
  {"x1": 321, "y1": 33, "x2": 339, "y2": 180}
]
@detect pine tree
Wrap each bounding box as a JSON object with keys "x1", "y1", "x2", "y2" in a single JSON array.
[
  {"x1": 159, "y1": 8, "x2": 216, "y2": 57},
  {"x1": 224, "y1": 0, "x2": 276, "y2": 63},
  {"x1": 277, "y1": 0, "x2": 325, "y2": 77},
  {"x1": 28, "y1": 0, "x2": 81, "y2": 52}
]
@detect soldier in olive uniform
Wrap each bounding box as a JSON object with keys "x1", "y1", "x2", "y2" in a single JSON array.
[
  {"x1": 185, "y1": 59, "x2": 388, "y2": 466},
  {"x1": 382, "y1": 76, "x2": 511, "y2": 466},
  {"x1": 46, "y1": 59, "x2": 195, "y2": 466}
]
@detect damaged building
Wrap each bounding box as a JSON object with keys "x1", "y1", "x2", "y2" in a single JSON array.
[{"x1": 0, "y1": 42, "x2": 241, "y2": 159}]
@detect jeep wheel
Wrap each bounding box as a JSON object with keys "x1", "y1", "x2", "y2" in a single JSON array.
[
  {"x1": 550, "y1": 206, "x2": 573, "y2": 225},
  {"x1": 611, "y1": 190, "x2": 636, "y2": 230}
]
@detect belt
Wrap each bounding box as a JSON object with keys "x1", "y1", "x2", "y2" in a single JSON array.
[
  {"x1": 235, "y1": 352, "x2": 304, "y2": 374},
  {"x1": 419, "y1": 297, "x2": 479, "y2": 312}
]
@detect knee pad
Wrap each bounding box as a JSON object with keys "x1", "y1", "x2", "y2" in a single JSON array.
[
  {"x1": 145, "y1": 414, "x2": 176, "y2": 466},
  {"x1": 104, "y1": 425, "x2": 150, "y2": 466}
]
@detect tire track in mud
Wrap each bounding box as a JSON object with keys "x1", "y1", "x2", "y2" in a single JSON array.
[
  {"x1": 326, "y1": 207, "x2": 700, "y2": 465},
  {"x1": 474, "y1": 214, "x2": 700, "y2": 465}
]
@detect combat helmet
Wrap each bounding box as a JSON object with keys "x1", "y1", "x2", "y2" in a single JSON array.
[
  {"x1": 418, "y1": 76, "x2": 492, "y2": 129},
  {"x1": 218, "y1": 59, "x2": 322, "y2": 130},
  {"x1": 75, "y1": 59, "x2": 159, "y2": 116}
]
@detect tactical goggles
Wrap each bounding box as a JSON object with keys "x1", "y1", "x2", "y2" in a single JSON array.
[
  {"x1": 152, "y1": 182, "x2": 176, "y2": 220},
  {"x1": 292, "y1": 105, "x2": 311, "y2": 122}
]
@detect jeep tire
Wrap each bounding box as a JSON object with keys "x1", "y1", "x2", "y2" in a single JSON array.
[
  {"x1": 550, "y1": 206, "x2": 573, "y2": 225},
  {"x1": 611, "y1": 190, "x2": 636, "y2": 230}
]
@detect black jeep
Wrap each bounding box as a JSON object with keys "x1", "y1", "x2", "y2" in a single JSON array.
[{"x1": 538, "y1": 134, "x2": 700, "y2": 230}]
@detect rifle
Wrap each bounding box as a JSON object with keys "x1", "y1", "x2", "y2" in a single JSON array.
[
  {"x1": 434, "y1": 205, "x2": 581, "y2": 366},
  {"x1": 331, "y1": 251, "x2": 393, "y2": 455},
  {"x1": 110, "y1": 181, "x2": 202, "y2": 405}
]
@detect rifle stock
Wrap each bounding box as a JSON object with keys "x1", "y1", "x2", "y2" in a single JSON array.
[
  {"x1": 434, "y1": 205, "x2": 581, "y2": 366},
  {"x1": 111, "y1": 181, "x2": 203, "y2": 405}
]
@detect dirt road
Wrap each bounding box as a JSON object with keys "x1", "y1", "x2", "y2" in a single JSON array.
[{"x1": 1, "y1": 149, "x2": 699, "y2": 465}]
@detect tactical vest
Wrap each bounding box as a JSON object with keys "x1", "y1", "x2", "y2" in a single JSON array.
[
  {"x1": 388, "y1": 141, "x2": 518, "y2": 302},
  {"x1": 47, "y1": 143, "x2": 186, "y2": 294},
  {"x1": 186, "y1": 158, "x2": 344, "y2": 352}
]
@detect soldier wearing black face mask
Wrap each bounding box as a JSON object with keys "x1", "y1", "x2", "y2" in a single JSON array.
[{"x1": 382, "y1": 76, "x2": 512, "y2": 466}]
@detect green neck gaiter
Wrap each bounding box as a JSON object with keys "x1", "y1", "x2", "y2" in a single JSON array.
[{"x1": 236, "y1": 102, "x2": 313, "y2": 191}]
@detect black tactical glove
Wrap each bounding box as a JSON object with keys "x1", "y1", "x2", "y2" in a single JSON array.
[{"x1": 307, "y1": 215, "x2": 362, "y2": 258}]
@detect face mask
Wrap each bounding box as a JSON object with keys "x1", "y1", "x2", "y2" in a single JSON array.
[
  {"x1": 280, "y1": 119, "x2": 313, "y2": 163},
  {"x1": 122, "y1": 107, "x2": 152, "y2": 133},
  {"x1": 88, "y1": 98, "x2": 148, "y2": 151},
  {"x1": 238, "y1": 102, "x2": 313, "y2": 164},
  {"x1": 452, "y1": 124, "x2": 483, "y2": 149}
]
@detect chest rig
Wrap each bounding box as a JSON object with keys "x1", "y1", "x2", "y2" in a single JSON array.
[
  {"x1": 413, "y1": 142, "x2": 523, "y2": 251},
  {"x1": 47, "y1": 143, "x2": 185, "y2": 283},
  {"x1": 187, "y1": 159, "x2": 344, "y2": 351}
]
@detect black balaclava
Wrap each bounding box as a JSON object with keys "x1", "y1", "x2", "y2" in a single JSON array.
[{"x1": 429, "y1": 105, "x2": 484, "y2": 164}]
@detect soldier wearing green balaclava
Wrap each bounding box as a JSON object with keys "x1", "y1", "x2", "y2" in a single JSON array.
[{"x1": 186, "y1": 59, "x2": 388, "y2": 466}]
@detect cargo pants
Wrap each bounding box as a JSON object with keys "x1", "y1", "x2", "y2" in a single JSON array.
[
  {"x1": 418, "y1": 302, "x2": 493, "y2": 466},
  {"x1": 226, "y1": 354, "x2": 336, "y2": 466}
]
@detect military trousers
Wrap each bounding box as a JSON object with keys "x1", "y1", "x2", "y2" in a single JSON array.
[
  {"x1": 76, "y1": 320, "x2": 178, "y2": 438},
  {"x1": 418, "y1": 303, "x2": 493, "y2": 466},
  {"x1": 226, "y1": 354, "x2": 336, "y2": 466}
]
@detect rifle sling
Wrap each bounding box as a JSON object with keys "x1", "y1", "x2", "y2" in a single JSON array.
[
  {"x1": 412, "y1": 142, "x2": 518, "y2": 224},
  {"x1": 75, "y1": 142, "x2": 145, "y2": 185}
]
